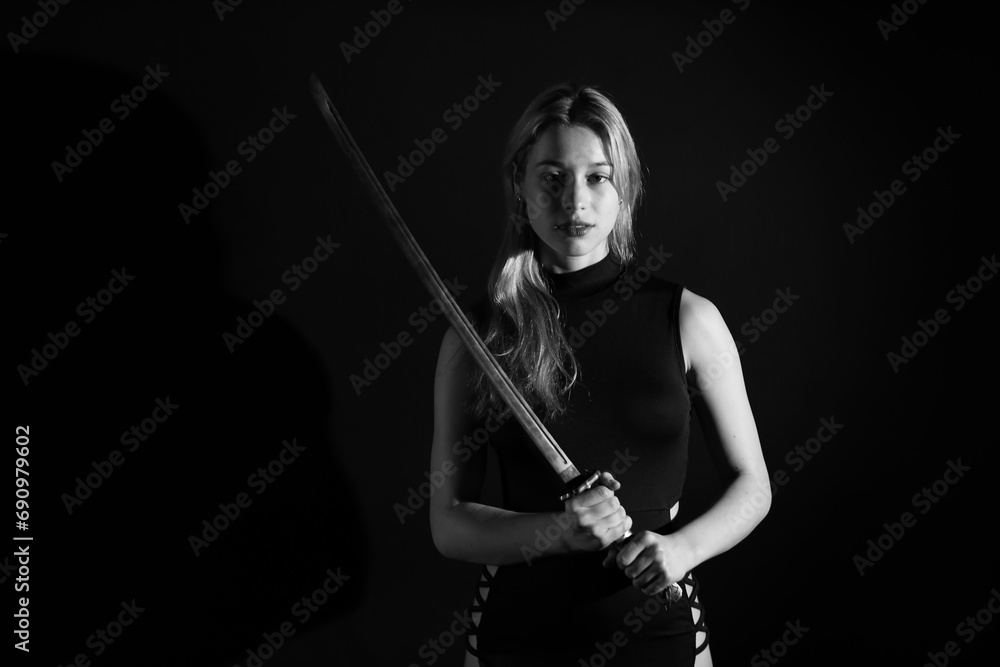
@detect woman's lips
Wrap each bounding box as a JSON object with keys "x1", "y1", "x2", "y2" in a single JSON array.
[{"x1": 555, "y1": 222, "x2": 593, "y2": 237}]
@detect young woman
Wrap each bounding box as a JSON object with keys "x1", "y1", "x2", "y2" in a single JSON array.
[{"x1": 429, "y1": 82, "x2": 770, "y2": 666}]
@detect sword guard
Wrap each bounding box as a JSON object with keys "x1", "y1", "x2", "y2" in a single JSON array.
[{"x1": 559, "y1": 470, "x2": 600, "y2": 502}]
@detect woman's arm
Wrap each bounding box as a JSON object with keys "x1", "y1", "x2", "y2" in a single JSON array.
[
  {"x1": 616, "y1": 289, "x2": 771, "y2": 593},
  {"x1": 429, "y1": 325, "x2": 632, "y2": 565}
]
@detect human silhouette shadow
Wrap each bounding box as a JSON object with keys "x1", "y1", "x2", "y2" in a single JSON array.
[{"x1": 4, "y1": 53, "x2": 370, "y2": 666}]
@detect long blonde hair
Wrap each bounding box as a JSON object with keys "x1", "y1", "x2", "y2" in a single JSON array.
[{"x1": 469, "y1": 82, "x2": 644, "y2": 421}]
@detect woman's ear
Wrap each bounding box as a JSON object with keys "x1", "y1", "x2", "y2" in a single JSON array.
[{"x1": 511, "y1": 163, "x2": 522, "y2": 196}]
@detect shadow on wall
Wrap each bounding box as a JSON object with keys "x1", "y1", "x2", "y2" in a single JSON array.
[{"x1": 4, "y1": 53, "x2": 370, "y2": 666}]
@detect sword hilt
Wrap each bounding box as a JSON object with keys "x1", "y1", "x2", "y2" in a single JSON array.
[
  {"x1": 559, "y1": 469, "x2": 684, "y2": 604},
  {"x1": 558, "y1": 469, "x2": 601, "y2": 502}
]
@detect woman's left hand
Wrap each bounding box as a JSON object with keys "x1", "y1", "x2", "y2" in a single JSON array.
[{"x1": 602, "y1": 531, "x2": 695, "y2": 596}]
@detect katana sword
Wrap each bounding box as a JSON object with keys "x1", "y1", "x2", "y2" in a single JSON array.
[{"x1": 308, "y1": 73, "x2": 682, "y2": 603}]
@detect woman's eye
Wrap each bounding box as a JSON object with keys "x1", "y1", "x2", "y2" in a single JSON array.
[{"x1": 590, "y1": 174, "x2": 610, "y2": 184}]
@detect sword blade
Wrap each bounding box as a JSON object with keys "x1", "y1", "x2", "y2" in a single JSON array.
[{"x1": 308, "y1": 73, "x2": 580, "y2": 484}]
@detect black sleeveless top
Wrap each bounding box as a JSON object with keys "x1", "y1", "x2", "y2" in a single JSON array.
[
  {"x1": 463, "y1": 252, "x2": 698, "y2": 660},
  {"x1": 469, "y1": 251, "x2": 692, "y2": 529}
]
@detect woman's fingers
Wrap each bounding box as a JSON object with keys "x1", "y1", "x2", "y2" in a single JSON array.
[
  {"x1": 616, "y1": 532, "x2": 687, "y2": 595},
  {"x1": 566, "y1": 483, "x2": 613, "y2": 510},
  {"x1": 560, "y1": 470, "x2": 638, "y2": 552},
  {"x1": 597, "y1": 470, "x2": 621, "y2": 491}
]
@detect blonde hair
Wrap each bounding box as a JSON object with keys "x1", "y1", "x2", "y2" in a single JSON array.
[{"x1": 470, "y1": 81, "x2": 644, "y2": 421}]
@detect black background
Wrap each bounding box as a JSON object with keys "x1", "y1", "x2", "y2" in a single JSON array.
[{"x1": 4, "y1": 0, "x2": 998, "y2": 665}]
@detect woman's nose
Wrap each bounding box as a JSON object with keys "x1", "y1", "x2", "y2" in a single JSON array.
[{"x1": 561, "y1": 177, "x2": 587, "y2": 212}]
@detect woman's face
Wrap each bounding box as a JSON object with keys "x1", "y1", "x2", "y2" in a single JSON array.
[{"x1": 519, "y1": 124, "x2": 621, "y2": 273}]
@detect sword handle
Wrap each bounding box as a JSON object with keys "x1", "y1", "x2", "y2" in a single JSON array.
[{"x1": 559, "y1": 469, "x2": 684, "y2": 604}]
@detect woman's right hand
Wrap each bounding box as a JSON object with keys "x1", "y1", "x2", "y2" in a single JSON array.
[{"x1": 560, "y1": 471, "x2": 633, "y2": 553}]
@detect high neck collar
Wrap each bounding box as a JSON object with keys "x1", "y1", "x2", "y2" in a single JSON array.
[{"x1": 541, "y1": 253, "x2": 624, "y2": 299}]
